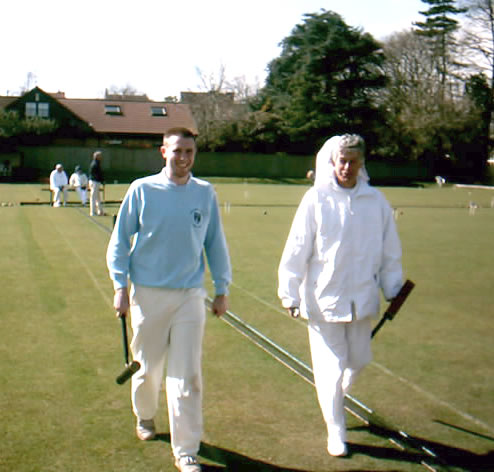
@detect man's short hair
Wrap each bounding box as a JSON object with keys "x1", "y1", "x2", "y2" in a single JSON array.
[
  {"x1": 339, "y1": 134, "x2": 365, "y2": 159},
  {"x1": 163, "y1": 127, "x2": 197, "y2": 143}
]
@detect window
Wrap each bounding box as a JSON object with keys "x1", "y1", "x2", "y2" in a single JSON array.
[
  {"x1": 25, "y1": 102, "x2": 37, "y2": 117},
  {"x1": 151, "y1": 106, "x2": 167, "y2": 116},
  {"x1": 25, "y1": 102, "x2": 50, "y2": 118},
  {"x1": 105, "y1": 105, "x2": 122, "y2": 115},
  {"x1": 38, "y1": 103, "x2": 50, "y2": 118}
]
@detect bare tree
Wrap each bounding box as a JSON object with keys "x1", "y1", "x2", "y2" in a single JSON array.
[
  {"x1": 380, "y1": 29, "x2": 473, "y2": 161},
  {"x1": 460, "y1": 0, "x2": 494, "y2": 85},
  {"x1": 225, "y1": 75, "x2": 261, "y2": 104},
  {"x1": 20, "y1": 72, "x2": 37, "y2": 94},
  {"x1": 104, "y1": 84, "x2": 146, "y2": 99},
  {"x1": 195, "y1": 65, "x2": 226, "y2": 93},
  {"x1": 381, "y1": 30, "x2": 444, "y2": 158},
  {"x1": 460, "y1": 0, "x2": 494, "y2": 164},
  {"x1": 190, "y1": 66, "x2": 258, "y2": 149}
]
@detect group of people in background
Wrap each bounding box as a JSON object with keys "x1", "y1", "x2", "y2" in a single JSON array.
[{"x1": 49, "y1": 150, "x2": 105, "y2": 216}]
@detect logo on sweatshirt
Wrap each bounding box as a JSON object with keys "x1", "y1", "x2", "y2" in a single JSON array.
[{"x1": 191, "y1": 209, "x2": 203, "y2": 227}]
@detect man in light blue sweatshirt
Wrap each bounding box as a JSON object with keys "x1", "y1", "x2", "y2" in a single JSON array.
[{"x1": 107, "y1": 127, "x2": 231, "y2": 472}]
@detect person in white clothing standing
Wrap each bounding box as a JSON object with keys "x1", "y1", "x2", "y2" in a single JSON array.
[
  {"x1": 278, "y1": 134, "x2": 403, "y2": 457},
  {"x1": 49, "y1": 163, "x2": 68, "y2": 207},
  {"x1": 69, "y1": 165, "x2": 88, "y2": 206},
  {"x1": 107, "y1": 127, "x2": 231, "y2": 472}
]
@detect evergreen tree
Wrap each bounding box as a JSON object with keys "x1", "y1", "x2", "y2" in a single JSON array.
[
  {"x1": 260, "y1": 10, "x2": 386, "y2": 152},
  {"x1": 414, "y1": 0, "x2": 467, "y2": 97}
]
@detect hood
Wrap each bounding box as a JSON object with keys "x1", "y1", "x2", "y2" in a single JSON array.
[{"x1": 314, "y1": 135, "x2": 369, "y2": 190}]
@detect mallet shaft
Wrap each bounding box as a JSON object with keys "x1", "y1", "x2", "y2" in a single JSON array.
[{"x1": 116, "y1": 313, "x2": 140, "y2": 385}]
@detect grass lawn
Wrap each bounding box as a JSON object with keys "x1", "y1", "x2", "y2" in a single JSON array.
[{"x1": 1, "y1": 181, "x2": 493, "y2": 471}]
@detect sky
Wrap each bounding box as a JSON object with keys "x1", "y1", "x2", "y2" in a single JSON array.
[{"x1": 2, "y1": 0, "x2": 426, "y2": 101}]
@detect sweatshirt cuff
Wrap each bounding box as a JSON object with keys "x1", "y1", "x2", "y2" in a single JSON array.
[
  {"x1": 112, "y1": 274, "x2": 128, "y2": 290},
  {"x1": 214, "y1": 282, "x2": 229, "y2": 296}
]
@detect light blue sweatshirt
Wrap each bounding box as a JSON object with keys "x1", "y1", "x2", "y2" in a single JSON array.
[{"x1": 106, "y1": 170, "x2": 231, "y2": 295}]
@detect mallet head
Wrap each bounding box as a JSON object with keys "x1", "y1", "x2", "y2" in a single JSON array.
[{"x1": 116, "y1": 361, "x2": 141, "y2": 385}]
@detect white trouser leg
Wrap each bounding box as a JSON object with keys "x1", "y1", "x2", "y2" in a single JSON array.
[
  {"x1": 308, "y1": 318, "x2": 372, "y2": 441},
  {"x1": 166, "y1": 295, "x2": 205, "y2": 458},
  {"x1": 89, "y1": 182, "x2": 96, "y2": 214},
  {"x1": 341, "y1": 320, "x2": 372, "y2": 395},
  {"x1": 89, "y1": 181, "x2": 103, "y2": 215},
  {"x1": 130, "y1": 287, "x2": 170, "y2": 420},
  {"x1": 52, "y1": 188, "x2": 62, "y2": 207},
  {"x1": 129, "y1": 286, "x2": 205, "y2": 458},
  {"x1": 76, "y1": 187, "x2": 86, "y2": 205}
]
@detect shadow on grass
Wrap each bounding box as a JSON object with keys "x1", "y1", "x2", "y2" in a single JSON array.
[
  {"x1": 156, "y1": 432, "x2": 379, "y2": 472},
  {"x1": 434, "y1": 419, "x2": 494, "y2": 443},
  {"x1": 350, "y1": 424, "x2": 494, "y2": 472},
  {"x1": 156, "y1": 433, "x2": 310, "y2": 471},
  {"x1": 157, "y1": 426, "x2": 494, "y2": 471}
]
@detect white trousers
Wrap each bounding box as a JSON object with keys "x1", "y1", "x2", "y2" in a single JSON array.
[
  {"x1": 308, "y1": 318, "x2": 372, "y2": 442},
  {"x1": 75, "y1": 187, "x2": 87, "y2": 205},
  {"x1": 52, "y1": 187, "x2": 68, "y2": 207},
  {"x1": 129, "y1": 285, "x2": 206, "y2": 458},
  {"x1": 89, "y1": 180, "x2": 103, "y2": 216}
]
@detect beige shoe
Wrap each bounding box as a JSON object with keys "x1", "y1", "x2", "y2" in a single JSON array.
[
  {"x1": 175, "y1": 455, "x2": 201, "y2": 472},
  {"x1": 136, "y1": 418, "x2": 156, "y2": 441}
]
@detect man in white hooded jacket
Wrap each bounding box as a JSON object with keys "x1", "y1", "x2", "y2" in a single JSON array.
[{"x1": 278, "y1": 134, "x2": 403, "y2": 457}]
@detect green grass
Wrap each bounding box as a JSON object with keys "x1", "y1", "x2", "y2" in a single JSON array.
[{"x1": 1, "y1": 182, "x2": 493, "y2": 471}]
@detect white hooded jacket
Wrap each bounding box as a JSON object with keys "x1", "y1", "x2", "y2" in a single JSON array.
[{"x1": 278, "y1": 137, "x2": 402, "y2": 322}]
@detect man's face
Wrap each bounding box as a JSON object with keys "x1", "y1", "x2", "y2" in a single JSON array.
[
  {"x1": 161, "y1": 135, "x2": 196, "y2": 182},
  {"x1": 333, "y1": 149, "x2": 363, "y2": 188}
]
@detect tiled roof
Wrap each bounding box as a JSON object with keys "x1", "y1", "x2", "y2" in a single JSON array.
[
  {"x1": 0, "y1": 88, "x2": 197, "y2": 136},
  {"x1": 58, "y1": 98, "x2": 198, "y2": 135},
  {"x1": 0, "y1": 96, "x2": 17, "y2": 109}
]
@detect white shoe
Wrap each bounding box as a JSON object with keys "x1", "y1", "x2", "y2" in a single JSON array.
[
  {"x1": 175, "y1": 455, "x2": 201, "y2": 472},
  {"x1": 328, "y1": 436, "x2": 348, "y2": 457},
  {"x1": 136, "y1": 418, "x2": 156, "y2": 441}
]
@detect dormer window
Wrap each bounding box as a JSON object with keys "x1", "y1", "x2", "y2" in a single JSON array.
[
  {"x1": 151, "y1": 106, "x2": 167, "y2": 116},
  {"x1": 105, "y1": 105, "x2": 122, "y2": 115}
]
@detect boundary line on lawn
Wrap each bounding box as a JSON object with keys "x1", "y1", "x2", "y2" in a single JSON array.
[
  {"x1": 45, "y1": 207, "x2": 113, "y2": 307},
  {"x1": 369, "y1": 362, "x2": 494, "y2": 435},
  {"x1": 230, "y1": 279, "x2": 494, "y2": 436}
]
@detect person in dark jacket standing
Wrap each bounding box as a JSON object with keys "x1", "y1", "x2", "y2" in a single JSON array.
[{"x1": 89, "y1": 150, "x2": 104, "y2": 216}]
